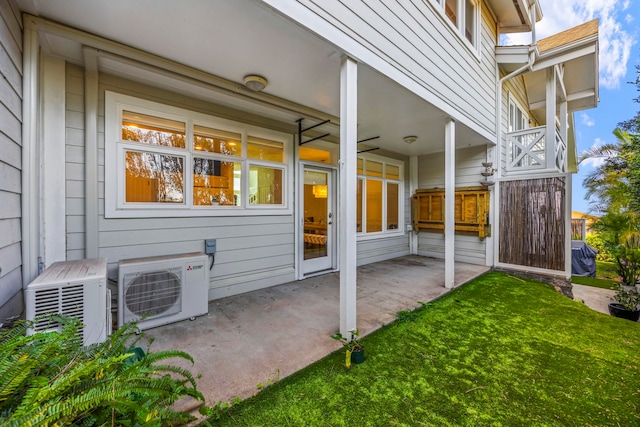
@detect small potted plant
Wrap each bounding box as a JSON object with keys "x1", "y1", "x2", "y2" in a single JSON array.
[
  {"x1": 210, "y1": 194, "x2": 220, "y2": 206},
  {"x1": 608, "y1": 285, "x2": 640, "y2": 321},
  {"x1": 331, "y1": 328, "x2": 364, "y2": 368}
]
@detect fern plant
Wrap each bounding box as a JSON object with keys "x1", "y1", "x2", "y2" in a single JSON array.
[{"x1": 0, "y1": 315, "x2": 205, "y2": 426}]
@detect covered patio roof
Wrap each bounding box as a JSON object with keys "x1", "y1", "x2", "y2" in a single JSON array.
[{"x1": 18, "y1": 0, "x2": 492, "y2": 156}]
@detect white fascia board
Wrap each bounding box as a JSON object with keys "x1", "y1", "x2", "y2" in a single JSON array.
[
  {"x1": 531, "y1": 43, "x2": 597, "y2": 73},
  {"x1": 496, "y1": 45, "x2": 530, "y2": 65}
]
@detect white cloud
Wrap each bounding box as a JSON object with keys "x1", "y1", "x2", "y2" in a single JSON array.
[
  {"x1": 581, "y1": 113, "x2": 595, "y2": 126},
  {"x1": 502, "y1": 0, "x2": 635, "y2": 89},
  {"x1": 625, "y1": 14, "x2": 633, "y2": 24}
]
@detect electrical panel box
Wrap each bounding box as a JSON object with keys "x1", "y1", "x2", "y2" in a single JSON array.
[{"x1": 205, "y1": 239, "x2": 217, "y2": 255}]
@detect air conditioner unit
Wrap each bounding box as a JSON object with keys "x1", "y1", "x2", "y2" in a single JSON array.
[
  {"x1": 118, "y1": 253, "x2": 209, "y2": 330},
  {"x1": 25, "y1": 258, "x2": 111, "y2": 346}
]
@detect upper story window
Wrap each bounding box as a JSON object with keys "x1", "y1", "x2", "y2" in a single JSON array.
[
  {"x1": 508, "y1": 96, "x2": 529, "y2": 132},
  {"x1": 356, "y1": 155, "x2": 404, "y2": 237},
  {"x1": 433, "y1": 0, "x2": 479, "y2": 51},
  {"x1": 105, "y1": 92, "x2": 292, "y2": 218}
]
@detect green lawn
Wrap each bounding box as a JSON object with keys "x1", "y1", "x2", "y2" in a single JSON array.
[
  {"x1": 571, "y1": 261, "x2": 619, "y2": 289},
  {"x1": 596, "y1": 261, "x2": 619, "y2": 280},
  {"x1": 207, "y1": 272, "x2": 640, "y2": 426}
]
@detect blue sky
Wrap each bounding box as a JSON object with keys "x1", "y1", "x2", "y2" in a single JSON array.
[{"x1": 505, "y1": 0, "x2": 639, "y2": 214}]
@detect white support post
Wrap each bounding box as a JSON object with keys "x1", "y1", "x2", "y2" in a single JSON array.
[
  {"x1": 409, "y1": 155, "x2": 419, "y2": 255},
  {"x1": 339, "y1": 56, "x2": 358, "y2": 337},
  {"x1": 560, "y1": 100, "x2": 568, "y2": 145},
  {"x1": 546, "y1": 67, "x2": 556, "y2": 170},
  {"x1": 83, "y1": 48, "x2": 100, "y2": 259},
  {"x1": 22, "y1": 18, "x2": 40, "y2": 285},
  {"x1": 444, "y1": 119, "x2": 456, "y2": 288},
  {"x1": 564, "y1": 173, "x2": 572, "y2": 277}
]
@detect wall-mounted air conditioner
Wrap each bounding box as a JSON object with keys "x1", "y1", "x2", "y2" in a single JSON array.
[
  {"x1": 25, "y1": 258, "x2": 111, "y2": 346},
  {"x1": 118, "y1": 253, "x2": 209, "y2": 330}
]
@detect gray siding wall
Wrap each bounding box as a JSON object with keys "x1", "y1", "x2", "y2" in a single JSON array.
[
  {"x1": 0, "y1": 0, "x2": 23, "y2": 322},
  {"x1": 65, "y1": 65, "x2": 299, "y2": 299},
  {"x1": 416, "y1": 145, "x2": 488, "y2": 265},
  {"x1": 66, "y1": 64, "x2": 86, "y2": 260},
  {"x1": 272, "y1": 0, "x2": 498, "y2": 138},
  {"x1": 64, "y1": 64, "x2": 414, "y2": 296}
]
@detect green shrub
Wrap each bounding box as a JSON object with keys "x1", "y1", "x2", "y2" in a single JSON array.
[
  {"x1": 0, "y1": 315, "x2": 204, "y2": 426},
  {"x1": 586, "y1": 234, "x2": 613, "y2": 261}
]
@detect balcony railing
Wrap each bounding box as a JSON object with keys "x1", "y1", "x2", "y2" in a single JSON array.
[{"x1": 506, "y1": 126, "x2": 567, "y2": 174}]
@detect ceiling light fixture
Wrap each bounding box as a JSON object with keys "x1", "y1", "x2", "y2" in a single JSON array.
[
  {"x1": 243, "y1": 74, "x2": 268, "y2": 91},
  {"x1": 403, "y1": 135, "x2": 417, "y2": 144}
]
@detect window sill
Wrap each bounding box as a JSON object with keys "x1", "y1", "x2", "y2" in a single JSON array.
[
  {"x1": 105, "y1": 205, "x2": 293, "y2": 219},
  {"x1": 356, "y1": 231, "x2": 406, "y2": 242}
]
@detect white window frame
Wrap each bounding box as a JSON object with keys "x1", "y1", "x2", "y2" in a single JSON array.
[
  {"x1": 105, "y1": 91, "x2": 293, "y2": 218},
  {"x1": 508, "y1": 94, "x2": 529, "y2": 132},
  {"x1": 429, "y1": 0, "x2": 481, "y2": 58},
  {"x1": 356, "y1": 153, "x2": 405, "y2": 241}
]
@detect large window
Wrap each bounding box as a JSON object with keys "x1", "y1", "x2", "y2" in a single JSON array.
[
  {"x1": 356, "y1": 155, "x2": 404, "y2": 236},
  {"x1": 432, "y1": 0, "x2": 479, "y2": 51},
  {"x1": 105, "y1": 92, "x2": 291, "y2": 217}
]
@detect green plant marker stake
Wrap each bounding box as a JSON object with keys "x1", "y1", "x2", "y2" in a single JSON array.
[{"x1": 345, "y1": 350, "x2": 352, "y2": 368}]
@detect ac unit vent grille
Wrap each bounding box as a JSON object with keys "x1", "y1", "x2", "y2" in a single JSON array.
[
  {"x1": 124, "y1": 268, "x2": 182, "y2": 322},
  {"x1": 33, "y1": 284, "x2": 85, "y2": 336}
]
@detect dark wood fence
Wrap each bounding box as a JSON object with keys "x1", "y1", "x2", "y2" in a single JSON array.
[{"x1": 499, "y1": 177, "x2": 565, "y2": 271}]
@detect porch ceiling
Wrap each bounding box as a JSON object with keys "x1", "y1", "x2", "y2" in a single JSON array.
[{"x1": 17, "y1": 0, "x2": 489, "y2": 156}]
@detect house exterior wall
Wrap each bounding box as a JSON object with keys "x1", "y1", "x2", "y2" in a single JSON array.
[
  {"x1": 65, "y1": 63, "x2": 86, "y2": 261},
  {"x1": 0, "y1": 0, "x2": 23, "y2": 323},
  {"x1": 62, "y1": 64, "x2": 410, "y2": 298},
  {"x1": 63, "y1": 64, "x2": 299, "y2": 298},
  {"x1": 416, "y1": 145, "x2": 488, "y2": 265},
  {"x1": 265, "y1": 0, "x2": 498, "y2": 141}
]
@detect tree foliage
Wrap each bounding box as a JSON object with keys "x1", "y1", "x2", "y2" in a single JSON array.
[
  {"x1": 0, "y1": 316, "x2": 205, "y2": 426},
  {"x1": 580, "y1": 60, "x2": 640, "y2": 285}
]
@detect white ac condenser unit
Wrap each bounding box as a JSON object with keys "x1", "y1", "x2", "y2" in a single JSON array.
[
  {"x1": 118, "y1": 253, "x2": 209, "y2": 330},
  {"x1": 25, "y1": 258, "x2": 111, "y2": 346}
]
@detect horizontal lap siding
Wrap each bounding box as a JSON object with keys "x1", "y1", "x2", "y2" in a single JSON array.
[
  {"x1": 66, "y1": 64, "x2": 86, "y2": 260},
  {"x1": 416, "y1": 146, "x2": 487, "y2": 265},
  {"x1": 0, "y1": 0, "x2": 23, "y2": 321},
  {"x1": 287, "y1": 0, "x2": 497, "y2": 137},
  {"x1": 76, "y1": 70, "x2": 298, "y2": 295}
]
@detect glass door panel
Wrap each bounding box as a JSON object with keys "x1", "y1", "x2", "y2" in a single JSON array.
[{"x1": 302, "y1": 167, "x2": 333, "y2": 274}]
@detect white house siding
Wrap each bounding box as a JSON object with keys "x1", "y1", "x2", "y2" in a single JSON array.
[
  {"x1": 266, "y1": 0, "x2": 498, "y2": 140},
  {"x1": 416, "y1": 145, "x2": 488, "y2": 265},
  {"x1": 63, "y1": 64, "x2": 298, "y2": 299},
  {"x1": 0, "y1": 0, "x2": 22, "y2": 321}
]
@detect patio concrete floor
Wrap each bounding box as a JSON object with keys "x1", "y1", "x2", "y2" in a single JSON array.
[{"x1": 142, "y1": 255, "x2": 489, "y2": 412}]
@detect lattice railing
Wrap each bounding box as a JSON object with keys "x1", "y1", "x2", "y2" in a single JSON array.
[
  {"x1": 506, "y1": 126, "x2": 567, "y2": 174},
  {"x1": 507, "y1": 127, "x2": 546, "y2": 171},
  {"x1": 555, "y1": 130, "x2": 567, "y2": 173}
]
